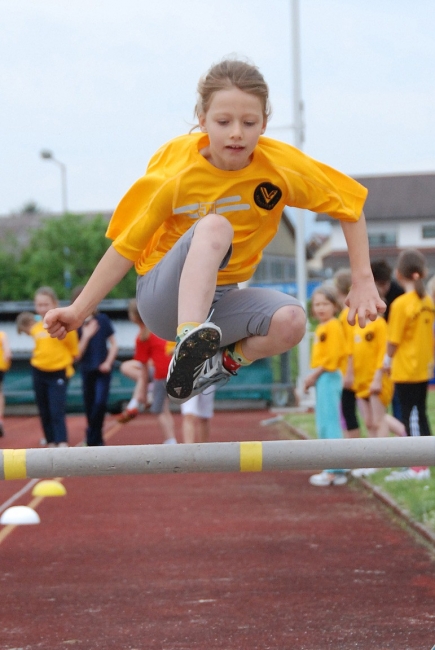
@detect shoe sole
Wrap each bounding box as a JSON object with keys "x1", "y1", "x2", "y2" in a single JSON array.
[{"x1": 166, "y1": 327, "x2": 221, "y2": 400}]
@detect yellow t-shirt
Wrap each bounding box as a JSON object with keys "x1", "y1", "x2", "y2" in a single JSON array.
[
  {"x1": 337, "y1": 307, "x2": 354, "y2": 379},
  {"x1": 0, "y1": 331, "x2": 11, "y2": 372},
  {"x1": 30, "y1": 322, "x2": 79, "y2": 373},
  {"x1": 388, "y1": 291, "x2": 435, "y2": 383},
  {"x1": 311, "y1": 318, "x2": 346, "y2": 372},
  {"x1": 350, "y1": 316, "x2": 393, "y2": 405},
  {"x1": 107, "y1": 133, "x2": 368, "y2": 284}
]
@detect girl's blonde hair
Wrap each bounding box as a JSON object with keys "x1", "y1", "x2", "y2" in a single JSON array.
[
  {"x1": 127, "y1": 298, "x2": 143, "y2": 325},
  {"x1": 194, "y1": 58, "x2": 271, "y2": 121},
  {"x1": 311, "y1": 284, "x2": 340, "y2": 315},
  {"x1": 16, "y1": 311, "x2": 36, "y2": 334},
  {"x1": 333, "y1": 268, "x2": 352, "y2": 296},
  {"x1": 396, "y1": 248, "x2": 427, "y2": 299},
  {"x1": 35, "y1": 286, "x2": 58, "y2": 304}
]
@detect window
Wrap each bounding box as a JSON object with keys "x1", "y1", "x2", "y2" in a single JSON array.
[
  {"x1": 368, "y1": 232, "x2": 397, "y2": 247},
  {"x1": 422, "y1": 225, "x2": 435, "y2": 239},
  {"x1": 253, "y1": 256, "x2": 296, "y2": 283}
]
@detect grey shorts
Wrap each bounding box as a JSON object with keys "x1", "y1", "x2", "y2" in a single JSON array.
[
  {"x1": 136, "y1": 224, "x2": 303, "y2": 347},
  {"x1": 150, "y1": 379, "x2": 167, "y2": 414}
]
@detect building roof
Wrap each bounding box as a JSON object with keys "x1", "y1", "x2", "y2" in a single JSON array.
[
  {"x1": 0, "y1": 210, "x2": 112, "y2": 249},
  {"x1": 317, "y1": 172, "x2": 435, "y2": 222}
]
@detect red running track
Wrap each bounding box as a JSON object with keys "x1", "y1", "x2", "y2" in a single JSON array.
[{"x1": 1, "y1": 411, "x2": 435, "y2": 650}]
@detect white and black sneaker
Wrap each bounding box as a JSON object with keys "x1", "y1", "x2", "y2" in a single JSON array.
[
  {"x1": 166, "y1": 323, "x2": 222, "y2": 403},
  {"x1": 189, "y1": 350, "x2": 235, "y2": 398}
]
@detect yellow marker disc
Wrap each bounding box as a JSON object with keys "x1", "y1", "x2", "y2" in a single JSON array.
[{"x1": 32, "y1": 480, "x2": 67, "y2": 497}]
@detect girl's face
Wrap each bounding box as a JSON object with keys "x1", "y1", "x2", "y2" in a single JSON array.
[
  {"x1": 311, "y1": 292, "x2": 336, "y2": 323},
  {"x1": 198, "y1": 86, "x2": 267, "y2": 171},
  {"x1": 34, "y1": 293, "x2": 56, "y2": 317}
]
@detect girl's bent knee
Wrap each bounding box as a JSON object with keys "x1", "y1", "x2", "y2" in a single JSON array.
[
  {"x1": 272, "y1": 305, "x2": 306, "y2": 347},
  {"x1": 195, "y1": 213, "x2": 234, "y2": 240}
]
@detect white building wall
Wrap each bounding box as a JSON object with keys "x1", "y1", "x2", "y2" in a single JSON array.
[
  {"x1": 329, "y1": 225, "x2": 347, "y2": 250},
  {"x1": 332, "y1": 219, "x2": 435, "y2": 250},
  {"x1": 322, "y1": 217, "x2": 435, "y2": 258},
  {"x1": 397, "y1": 220, "x2": 435, "y2": 248}
]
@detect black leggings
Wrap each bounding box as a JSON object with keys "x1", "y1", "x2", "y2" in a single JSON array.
[
  {"x1": 341, "y1": 388, "x2": 359, "y2": 431},
  {"x1": 395, "y1": 381, "x2": 432, "y2": 437}
]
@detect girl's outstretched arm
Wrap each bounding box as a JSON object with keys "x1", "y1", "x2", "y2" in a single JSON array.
[
  {"x1": 44, "y1": 246, "x2": 134, "y2": 339},
  {"x1": 341, "y1": 212, "x2": 386, "y2": 327}
]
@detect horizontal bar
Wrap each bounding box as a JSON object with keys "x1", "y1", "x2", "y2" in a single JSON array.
[{"x1": 1, "y1": 438, "x2": 434, "y2": 481}]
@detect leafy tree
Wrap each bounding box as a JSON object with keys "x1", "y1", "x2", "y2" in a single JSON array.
[
  {"x1": 6, "y1": 213, "x2": 137, "y2": 300},
  {"x1": 20, "y1": 201, "x2": 43, "y2": 214},
  {"x1": 0, "y1": 247, "x2": 25, "y2": 300}
]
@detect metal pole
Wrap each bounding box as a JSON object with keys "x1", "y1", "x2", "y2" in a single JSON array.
[
  {"x1": 291, "y1": 0, "x2": 310, "y2": 393},
  {"x1": 51, "y1": 158, "x2": 68, "y2": 214},
  {"x1": 2, "y1": 438, "x2": 434, "y2": 480},
  {"x1": 58, "y1": 160, "x2": 68, "y2": 214},
  {"x1": 40, "y1": 150, "x2": 68, "y2": 214}
]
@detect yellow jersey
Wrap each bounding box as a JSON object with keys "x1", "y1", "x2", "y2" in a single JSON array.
[
  {"x1": 350, "y1": 316, "x2": 393, "y2": 405},
  {"x1": 30, "y1": 322, "x2": 79, "y2": 373},
  {"x1": 311, "y1": 318, "x2": 346, "y2": 372},
  {"x1": 337, "y1": 307, "x2": 354, "y2": 379},
  {"x1": 0, "y1": 331, "x2": 11, "y2": 372},
  {"x1": 388, "y1": 291, "x2": 435, "y2": 383},
  {"x1": 107, "y1": 133, "x2": 367, "y2": 284}
]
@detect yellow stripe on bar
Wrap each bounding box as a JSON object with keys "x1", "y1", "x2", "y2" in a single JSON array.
[
  {"x1": 240, "y1": 441, "x2": 263, "y2": 472},
  {"x1": 3, "y1": 449, "x2": 27, "y2": 480}
]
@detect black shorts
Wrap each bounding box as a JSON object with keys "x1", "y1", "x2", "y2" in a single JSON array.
[{"x1": 341, "y1": 387, "x2": 359, "y2": 431}]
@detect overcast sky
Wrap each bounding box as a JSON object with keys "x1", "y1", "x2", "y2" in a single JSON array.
[{"x1": 1, "y1": 0, "x2": 434, "y2": 237}]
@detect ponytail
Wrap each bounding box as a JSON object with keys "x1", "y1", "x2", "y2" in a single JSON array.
[
  {"x1": 414, "y1": 276, "x2": 426, "y2": 299},
  {"x1": 396, "y1": 249, "x2": 427, "y2": 299}
]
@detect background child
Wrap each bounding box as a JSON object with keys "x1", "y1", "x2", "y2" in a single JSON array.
[
  {"x1": 427, "y1": 274, "x2": 435, "y2": 375},
  {"x1": 17, "y1": 287, "x2": 79, "y2": 447},
  {"x1": 118, "y1": 299, "x2": 155, "y2": 422},
  {"x1": 44, "y1": 58, "x2": 385, "y2": 407},
  {"x1": 303, "y1": 285, "x2": 347, "y2": 487},
  {"x1": 72, "y1": 286, "x2": 118, "y2": 446},
  {"x1": 334, "y1": 268, "x2": 361, "y2": 439},
  {"x1": 383, "y1": 249, "x2": 434, "y2": 481},
  {"x1": 350, "y1": 314, "x2": 405, "y2": 438},
  {"x1": 181, "y1": 387, "x2": 216, "y2": 444},
  {"x1": 371, "y1": 259, "x2": 405, "y2": 321},
  {"x1": 0, "y1": 329, "x2": 12, "y2": 437},
  {"x1": 119, "y1": 299, "x2": 176, "y2": 444},
  {"x1": 371, "y1": 258, "x2": 405, "y2": 421}
]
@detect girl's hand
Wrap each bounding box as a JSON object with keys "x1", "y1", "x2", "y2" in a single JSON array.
[
  {"x1": 345, "y1": 277, "x2": 386, "y2": 327},
  {"x1": 44, "y1": 306, "x2": 83, "y2": 340},
  {"x1": 303, "y1": 374, "x2": 315, "y2": 392},
  {"x1": 369, "y1": 379, "x2": 382, "y2": 395},
  {"x1": 98, "y1": 361, "x2": 112, "y2": 373},
  {"x1": 369, "y1": 369, "x2": 383, "y2": 395}
]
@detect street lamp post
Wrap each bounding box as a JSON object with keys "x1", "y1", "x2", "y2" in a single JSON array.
[
  {"x1": 290, "y1": 0, "x2": 311, "y2": 397},
  {"x1": 40, "y1": 150, "x2": 68, "y2": 214}
]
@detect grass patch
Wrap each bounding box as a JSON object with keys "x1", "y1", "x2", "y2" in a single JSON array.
[
  {"x1": 367, "y1": 468, "x2": 435, "y2": 528},
  {"x1": 283, "y1": 389, "x2": 435, "y2": 531}
]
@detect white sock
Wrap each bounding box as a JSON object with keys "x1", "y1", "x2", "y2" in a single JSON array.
[
  {"x1": 163, "y1": 437, "x2": 177, "y2": 445},
  {"x1": 127, "y1": 398, "x2": 139, "y2": 410}
]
